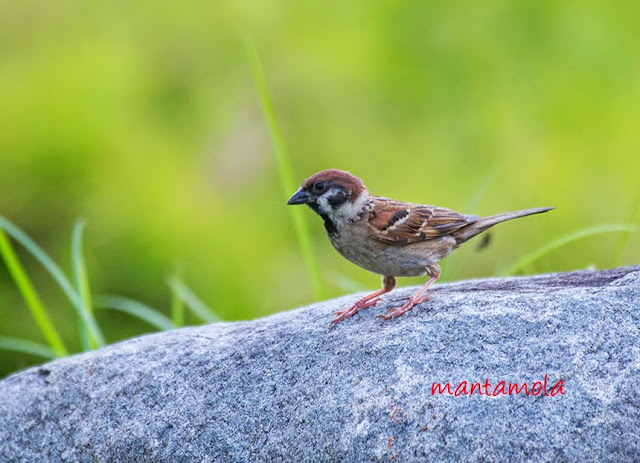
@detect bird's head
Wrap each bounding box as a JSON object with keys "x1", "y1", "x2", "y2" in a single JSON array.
[{"x1": 287, "y1": 169, "x2": 370, "y2": 229}]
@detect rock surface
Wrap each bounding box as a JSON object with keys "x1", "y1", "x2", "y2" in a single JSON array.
[{"x1": 1, "y1": 266, "x2": 639, "y2": 462}]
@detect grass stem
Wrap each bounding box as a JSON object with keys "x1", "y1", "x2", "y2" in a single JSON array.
[
  {"x1": 0, "y1": 226, "x2": 67, "y2": 357},
  {"x1": 246, "y1": 39, "x2": 325, "y2": 300},
  {"x1": 504, "y1": 224, "x2": 638, "y2": 276}
]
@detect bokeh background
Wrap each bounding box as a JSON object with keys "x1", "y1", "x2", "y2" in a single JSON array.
[{"x1": 1, "y1": 1, "x2": 638, "y2": 377}]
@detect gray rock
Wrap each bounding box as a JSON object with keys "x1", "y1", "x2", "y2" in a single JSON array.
[{"x1": 1, "y1": 266, "x2": 639, "y2": 462}]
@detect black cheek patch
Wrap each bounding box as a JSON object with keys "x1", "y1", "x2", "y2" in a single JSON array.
[{"x1": 327, "y1": 190, "x2": 349, "y2": 209}]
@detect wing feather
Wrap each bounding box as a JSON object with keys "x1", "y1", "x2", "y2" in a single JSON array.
[{"x1": 368, "y1": 197, "x2": 475, "y2": 244}]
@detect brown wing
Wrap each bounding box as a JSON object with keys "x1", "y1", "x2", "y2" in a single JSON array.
[{"x1": 368, "y1": 197, "x2": 475, "y2": 244}]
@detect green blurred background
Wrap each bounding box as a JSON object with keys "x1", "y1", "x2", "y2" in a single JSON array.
[{"x1": 1, "y1": 1, "x2": 638, "y2": 377}]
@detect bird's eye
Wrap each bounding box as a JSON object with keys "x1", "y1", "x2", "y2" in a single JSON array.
[{"x1": 313, "y1": 181, "x2": 325, "y2": 193}]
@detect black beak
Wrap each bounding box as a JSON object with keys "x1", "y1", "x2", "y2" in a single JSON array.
[{"x1": 287, "y1": 189, "x2": 310, "y2": 205}]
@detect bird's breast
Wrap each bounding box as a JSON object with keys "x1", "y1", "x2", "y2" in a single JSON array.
[{"x1": 328, "y1": 221, "x2": 456, "y2": 277}]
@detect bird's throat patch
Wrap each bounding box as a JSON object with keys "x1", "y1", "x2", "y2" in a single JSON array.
[{"x1": 308, "y1": 203, "x2": 338, "y2": 236}]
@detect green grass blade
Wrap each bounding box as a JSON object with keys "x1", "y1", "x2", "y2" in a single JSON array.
[
  {"x1": 169, "y1": 267, "x2": 185, "y2": 328},
  {"x1": 0, "y1": 336, "x2": 57, "y2": 360},
  {"x1": 503, "y1": 224, "x2": 638, "y2": 276},
  {"x1": 613, "y1": 191, "x2": 640, "y2": 267},
  {"x1": 95, "y1": 295, "x2": 175, "y2": 331},
  {"x1": 79, "y1": 327, "x2": 91, "y2": 353},
  {"x1": 0, "y1": 226, "x2": 67, "y2": 357},
  {"x1": 0, "y1": 216, "x2": 105, "y2": 347},
  {"x1": 166, "y1": 276, "x2": 219, "y2": 323},
  {"x1": 246, "y1": 39, "x2": 325, "y2": 300},
  {"x1": 71, "y1": 220, "x2": 98, "y2": 350}
]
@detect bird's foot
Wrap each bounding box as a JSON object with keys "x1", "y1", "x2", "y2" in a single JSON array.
[
  {"x1": 331, "y1": 297, "x2": 383, "y2": 327},
  {"x1": 376, "y1": 292, "x2": 434, "y2": 320},
  {"x1": 415, "y1": 291, "x2": 434, "y2": 305}
]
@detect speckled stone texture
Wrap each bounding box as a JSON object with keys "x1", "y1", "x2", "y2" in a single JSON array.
[{"x1": 1, "y1": 266, "x2": 639, "y2": 462}]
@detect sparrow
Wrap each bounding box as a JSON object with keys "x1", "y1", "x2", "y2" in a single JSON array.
[{"x1": 287, "y1": 169, "x2": 553, "y2": 326}]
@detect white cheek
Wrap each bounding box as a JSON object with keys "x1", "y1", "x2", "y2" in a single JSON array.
[
  {"x1": 336, "y1": 194, "x2": 367, "y2": 220},
  {"x1": 317, "y1": 188, "x2": 345, "y2": 216},
  {"x1": 331, "y1": 192, "x2": 370, "y2": 223},
  {"x1": 317, "y1": 195, "x2": 332, "y2": 213},
  {"x1": 317, "y1": 188, "x2": 370, "y2": 223}
]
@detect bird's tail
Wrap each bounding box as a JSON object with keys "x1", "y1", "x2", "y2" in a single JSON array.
[{"x1": 453, "y1": 207, "x2": 554, "y2": 244}]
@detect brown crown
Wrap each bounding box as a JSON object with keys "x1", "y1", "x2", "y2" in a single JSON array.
[{"x1": 301, "y1": 169, "x2": 367, "y2": 199}]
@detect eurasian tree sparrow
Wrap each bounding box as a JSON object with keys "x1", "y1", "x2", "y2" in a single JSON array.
[{"x1": 287, "y1": 169, "x2": 553, "y2": 326}]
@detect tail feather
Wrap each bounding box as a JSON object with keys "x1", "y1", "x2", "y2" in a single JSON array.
[{"x1": 453, "y1": 207, "x2": 554, "y2": 244}]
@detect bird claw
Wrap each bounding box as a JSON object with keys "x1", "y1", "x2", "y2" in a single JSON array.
[
  {"x1": 363, "y1": 297, "x2": 383, "y2": 308},
  {"x1": 330, "y1": 298, "x2": 384, "y2": 326},
  {"x1": 376, "y1": 305, "x2": 411, "y2": 320},
  {"x1": 415, "y1": 291, "x2": 434, "y2": 305},
  {"x1": 376, "y1": 292, "x2": 435, "y2": 321}
]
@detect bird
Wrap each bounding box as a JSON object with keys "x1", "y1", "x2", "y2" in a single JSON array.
[{"x1": 287, "y1": 169, "x2": 554, "y2": 326}]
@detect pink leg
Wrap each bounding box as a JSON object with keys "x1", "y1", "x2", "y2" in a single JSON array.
[
  {"x1": 331, "y1": 276, "x2": 397, "y2": 327},
  {"x1": 377, "y1": 263, "x2": 441, "y2": 320}
]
